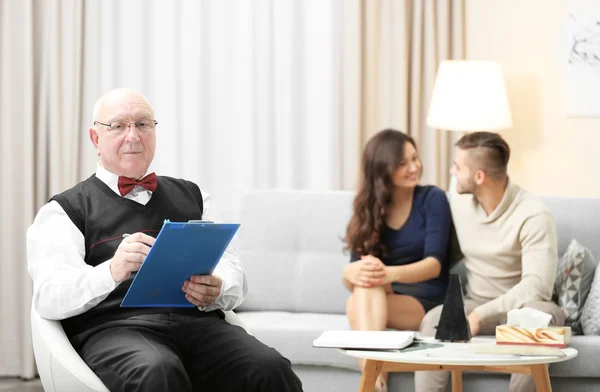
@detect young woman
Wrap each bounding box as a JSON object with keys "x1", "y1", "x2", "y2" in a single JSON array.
[{"x1": 344, "y1": 129, "x2": 453, "y2": 392}]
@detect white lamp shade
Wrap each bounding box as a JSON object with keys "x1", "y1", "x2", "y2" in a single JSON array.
[{"x1": 427, "y1": 60, "x2": 512, "y2": 132}]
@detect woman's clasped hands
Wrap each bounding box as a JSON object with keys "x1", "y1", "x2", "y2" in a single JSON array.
[{"x1": 343, "y1": 255, "x2": 391, "y2": 288}]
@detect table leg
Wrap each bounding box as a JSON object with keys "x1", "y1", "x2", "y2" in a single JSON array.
[
  {"x1": 358, "y1": 360, "x2": 383, "y2": 392},
  {"x1": 529, "y1": 364, "x2": 551, "y2": 392},
  {"x1": 451, "y1": 370, "x2": 463, "y2": 392}
]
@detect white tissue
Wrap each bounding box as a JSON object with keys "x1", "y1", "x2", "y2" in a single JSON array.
[{"x1": 506, "y1": 307, "x2": 552, "y2": 328}]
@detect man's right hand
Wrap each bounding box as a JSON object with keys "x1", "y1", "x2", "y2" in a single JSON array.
[
  {"x1": 343, "y1": 256, "x2": 386, "y2": 288},
  {"x1": 467, "y1": 310, "x2": 482, "y2": 338},
  {"x1": 110, "y1": 233, "x2": 155, "y2": 283}
]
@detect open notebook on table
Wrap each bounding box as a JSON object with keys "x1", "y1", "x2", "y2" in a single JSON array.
[{"x1": 313, "y1": 331, "x2": 415, "y2": 350}]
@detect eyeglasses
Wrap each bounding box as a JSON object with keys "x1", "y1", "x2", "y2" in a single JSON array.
[{"x1": 93, "y1": 119, "x2": 158, "y2": 134}]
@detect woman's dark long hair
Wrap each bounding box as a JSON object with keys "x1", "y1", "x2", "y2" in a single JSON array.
[{"x1": 345, "y1": 129, "x2": 417, "y2": 258}]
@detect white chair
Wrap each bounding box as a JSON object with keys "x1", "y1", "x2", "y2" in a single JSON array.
[{"x1": 31, "y1": 302, "x2": 248, "y2": 392}]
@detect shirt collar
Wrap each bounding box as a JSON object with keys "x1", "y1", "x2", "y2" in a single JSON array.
[{"x1": 473, "y1": 178, "x2": 518, "y2": 223}]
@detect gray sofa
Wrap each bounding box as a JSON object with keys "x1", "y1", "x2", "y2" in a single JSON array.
[{"x1": 234, "y1": 190, "x2": 600, "y2": 392}]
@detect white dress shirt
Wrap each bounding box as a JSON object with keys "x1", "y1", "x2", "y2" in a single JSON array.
[{"x1": 27, "y1": 164, "x2": 247, "y2": 320}]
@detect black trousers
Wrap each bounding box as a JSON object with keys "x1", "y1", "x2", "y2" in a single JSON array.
[{"x1": 71, "y1": 313, "x2": 303, "y2": 392}]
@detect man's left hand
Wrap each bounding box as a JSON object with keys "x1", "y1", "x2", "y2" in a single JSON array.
[
  {"x1": 183, "y1": 275, "x2": 222, "y2": 308},
  {"x1": 467, "y1": 311, "x2": 482, "y2": 337}
]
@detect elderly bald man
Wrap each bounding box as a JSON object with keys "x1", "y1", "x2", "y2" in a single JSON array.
[{"x1": 27, "y1": 88, "x2": 302, "y2": 392}]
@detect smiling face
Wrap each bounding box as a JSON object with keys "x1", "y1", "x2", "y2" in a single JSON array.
[
  {"x1": 391, "y1": 141, "x2": 422, "y2": 190},
  {"x1": 361, "y1": 129, "x2": 420, "y2": 198},
  {"x1": 89, "y1": 89, "x2": 156, "y2": 179},
  {"x1": 450, "y1": 148, "x2": 478, "y2": 194}
]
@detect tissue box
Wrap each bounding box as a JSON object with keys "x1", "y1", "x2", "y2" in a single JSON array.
[{"x1": 495, "y1": 325, "x2": 571, "y2": 348}]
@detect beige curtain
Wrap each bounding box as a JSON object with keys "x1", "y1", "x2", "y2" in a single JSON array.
[
  {"x1": 0, "y1": 0, "x2": 99, "y2": 378},
  {"x1": 343, "y1": 0, "x2": 465, "y2": 189}
]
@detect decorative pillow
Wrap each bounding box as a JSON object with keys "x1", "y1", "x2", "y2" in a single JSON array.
[
  {"x1": 555, "y1": 239, "x2": 597, "y2": 334},
  {"x1": 581, "y1": 263, "x2": 600, "y2": 335}
]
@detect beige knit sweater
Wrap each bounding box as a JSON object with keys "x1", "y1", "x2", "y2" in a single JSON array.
[{"x1": 451, "y1": 181, "x2": 558, "y2": 322}]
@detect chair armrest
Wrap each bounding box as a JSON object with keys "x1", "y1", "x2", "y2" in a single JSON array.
[
  {"x1": 224, "y1": 310, "x2": 251, "y2": 334},
  {"x1": 30, "y1": 304, "x2": 109, "y2": 392}
]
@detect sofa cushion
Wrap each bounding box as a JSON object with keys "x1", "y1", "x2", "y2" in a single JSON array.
[
  {"x1": 237, "y1": 311, "x2": 359, "y2": 370},
  {"x1": 555, "y1": 239, "x2": 597, "y2": 333},
  {"x1": 541, "y1": 198, "x2": 600, "y2": 259},
  {"x1": 549, "y1": 336, "x2": 600, "y2": 377},
  {"x1": 580, "y1": 263, "x2": 600, "y2": 335},
  {"x1": 236, "y1": 190, "x2": 355, "y2": 314}
]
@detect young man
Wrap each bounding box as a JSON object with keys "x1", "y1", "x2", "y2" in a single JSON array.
[
  {"x1": 415, "y1": 132, "x2": 564, "y2": 392},
  {"x1": 27, "y1": 88, "x2": 302, "y2": 392}
]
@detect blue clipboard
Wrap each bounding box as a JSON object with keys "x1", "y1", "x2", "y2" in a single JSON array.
[{"x1": 121, "y1": 220, "x2": 240, "y2": 307}]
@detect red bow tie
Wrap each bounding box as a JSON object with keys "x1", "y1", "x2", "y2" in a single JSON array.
[{"x1": 117, "y1": 173, "x2": 158, "y2": 196}]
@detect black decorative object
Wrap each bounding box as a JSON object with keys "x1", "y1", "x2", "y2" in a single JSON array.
[{"x1": 435, "y1": 274, "x2": 471, "y2": 342}]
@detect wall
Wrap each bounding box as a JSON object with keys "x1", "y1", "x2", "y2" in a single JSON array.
[{"x1": 466, "y1": 0, "x2": 600, "y2": 197}]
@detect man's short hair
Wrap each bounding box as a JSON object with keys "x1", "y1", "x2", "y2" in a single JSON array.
[{"x1": 455, "y1": 132, "x2": 510, "y2": 178}]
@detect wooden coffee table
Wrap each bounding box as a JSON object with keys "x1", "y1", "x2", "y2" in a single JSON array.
[{"x1": 341, "y1": 338, "x2": 577, "y2": 392}]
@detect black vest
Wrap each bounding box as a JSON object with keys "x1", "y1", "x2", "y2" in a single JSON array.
[{"x1": 51, "y1": 174, "x2": 212, "y2": 338}]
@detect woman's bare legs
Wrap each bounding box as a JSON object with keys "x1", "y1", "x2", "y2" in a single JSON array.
[{"x1": 346, "y1": 284, "x2": 425, "y2": 391}]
